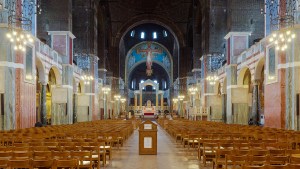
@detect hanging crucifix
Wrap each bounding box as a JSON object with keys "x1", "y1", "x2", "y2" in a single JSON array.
[{"x1": 137, "y1": 42, "x2": 162, "y2": 76}]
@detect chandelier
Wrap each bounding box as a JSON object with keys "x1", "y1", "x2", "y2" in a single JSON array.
[
  {"x1": 178, "y1": 95, "x2": 185, "y2": 101},
  {"x1": 4, "y1": 0, "x2": 40, "y2": 52},
  {"x1": 188, "y1": 86, "x2": 198, "y2": 95},
  {"x1": 81, "y1": 73, "x2": 94, "y2": 85},
  {"x1": 262, "y1": 0, "x2": 297, "y2": 51},
  {"x1": 269, "y1": 30, "x2": 296, "y2": 51},
  {"x1": 205, "y1": 53, "x2": 225, "y2": 85}
]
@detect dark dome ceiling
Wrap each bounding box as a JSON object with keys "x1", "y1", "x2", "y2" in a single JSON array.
[
  {"x1": 123, "y1": 23, "x2": 175, "y2": 57},
  {"x1": 116, "y1": 0, "x2": 186, "y2": 13}
]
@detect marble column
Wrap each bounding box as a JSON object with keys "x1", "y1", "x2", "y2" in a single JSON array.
[
  {"x1": 40, "y1": 84, "x2": 47, "y2": 125},
  {"x1": 156, "y1": 94, "x2": 158, "y2": 109},
  {"x1": 134, "y1": 93, "x2": 137, "y2": 111},
  {"x1": 103, "y1": 94, "x2": 107, "y2": 119},
  {"x1": 221, "y1": 94, "x2": 227, "y2": 123},
  {"x1": 226, "y1": 65, "x2": 237, "y2": 124},
  {"x1": 73, "y1": 93, "x2": 78, "y2": 123},
  {"x1": 251, "y1": 81, "x2": 259, "y2": 125},
  {"x1": 140, "y1": 93, "x2": 142, "y2": 109},
  {"x1": 160, "y1": 93, "x2": 164, "y2": 111}
]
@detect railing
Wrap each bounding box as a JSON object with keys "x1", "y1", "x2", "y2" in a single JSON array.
[
  {"x1": 35, "y1": 39, "x2": 63, "y2": 66},
  {"x1": 236, "y1": 39, "x2": 266, "y2": 65}
]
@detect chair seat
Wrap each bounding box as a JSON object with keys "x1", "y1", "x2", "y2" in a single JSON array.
[
  {"x1": 79, "y1": 160, "x2": 91, "y2": 165},
  {"x1": 100, "y1": 146, "x2": 111, "y2": 149}
]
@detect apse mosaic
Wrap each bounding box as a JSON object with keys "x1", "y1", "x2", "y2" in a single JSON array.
[{"x1": 127, "y1": 41, "x2": 171, "y2": 76}]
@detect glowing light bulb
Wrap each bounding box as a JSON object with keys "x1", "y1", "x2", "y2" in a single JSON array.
[
  {"x1": 279, "y1": 34, "x2": 283, "y2": 38},
  {"x1": 16, "y1": 38, "x2": 20, "y2": 42},
  {"x1": 276, "y1": 46, "x2": 280, "y2": 50},
  {"x1": 269, "y1": 38, "x2": 274, "y2": 42},
  {"x1": 10, "y1": 39, "x2": 14, "y2": 42},
  {"x1": 274, "y1": 40, "x2": 278, "y2": 45},
  {"x1": 29, "y1": 38, "x2": 33, "y2": 42},
  {"x1": 20, "y1": 34, "x2": 24, "y2": 39},
  {"x1": 6, "y1": 33, "x2": 11, "y2": 38},
  {"x1": 286, "y1": 31, "x2": 291, "y2": 35},
  {"x1": 288, "y1": 38, "x2": 291, "y2": 42},
  {"x1": 14, "y1": 46, "x2": 18, "y2": 50},
  {"x1": 13, "y1": 31, "x2": 17, "y2": 36},
  {"x1": 272, "y1": 33, "x2": 277, "y2": 37},
  {"x1": 292, "y1": 34, "x2": 296, "y2": 39},
  {"x1": 21, "y1": 47, "x2": 26, "y2": 52},
  {"x1": 26, "y1": 34, "x2": 30, "y2": 38}
]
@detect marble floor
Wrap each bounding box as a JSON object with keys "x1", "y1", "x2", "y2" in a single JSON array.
[{"x1": 104, "y1": 122, "x2": 211, "y2": 169}]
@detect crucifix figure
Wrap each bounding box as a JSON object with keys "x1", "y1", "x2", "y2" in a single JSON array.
[{"x1": 137, "y1": 42, "x2": 162, "y2": 76}]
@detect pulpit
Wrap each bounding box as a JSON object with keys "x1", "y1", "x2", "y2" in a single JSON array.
[{"x1": 139, "y1": 120, "x2": 157, "y2": 155}]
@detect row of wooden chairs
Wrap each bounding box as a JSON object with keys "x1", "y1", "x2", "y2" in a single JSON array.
[{"x1": 0, "y1": 158, "x2": 79, "y2": 169}]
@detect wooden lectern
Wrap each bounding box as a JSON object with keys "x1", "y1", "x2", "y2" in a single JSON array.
[{"x1": 139, "y1": 120, "x2": 157, "y2": 155}]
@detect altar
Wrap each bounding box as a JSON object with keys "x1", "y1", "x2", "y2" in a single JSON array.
[{"x1": 142, "y1": 100, "x2": 156, "y2": 116}]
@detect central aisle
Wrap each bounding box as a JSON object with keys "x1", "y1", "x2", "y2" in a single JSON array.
[{"x1": 105, "y1": 122, "x2": 202, "y2": 169}]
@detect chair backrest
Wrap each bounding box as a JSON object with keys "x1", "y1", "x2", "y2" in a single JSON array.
[
  {"x1": 33, "y1": 151, "x2": 52, "y2": 160},
  {"x1": 52, "y1": 151, "x2": 71, "y2": 159},
  {"x1": 32, "y1": 159, "x2": 53, "y2": 168},
  {"x1": 226, "y1": 154, "x2": 247, "y2": 168},
  {"x1": 0, "y1": 151, "x2": 12, "y2": 159},
  {"x1": 53, "y1": 158, "x2": 78, "y2": 169},
  {"x1": 8, "y1": 159, "x2": 33, "y2": 169},
  {"x1": 242, "y1": 165, "x2": 267, "y2": 169},
  {"x1": 290, "y1": 155, "x2": 300, "y2": 164},
  {"x1": 12, "y1": 151, "x2": 32, "y2": 159},
  {"x1": 264, "y1": 164, "x2": 289, "y2": 169},
  {"x1": 71, "y1": 151, "x2": 92, "y2": 168},
  {"x1": 0, "y1": 158, "x2": 8, "y2": 168}
]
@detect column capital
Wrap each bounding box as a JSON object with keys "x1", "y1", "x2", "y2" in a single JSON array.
[{"x1": 252, "y1": 80, "x2": 260, "y2": 85}]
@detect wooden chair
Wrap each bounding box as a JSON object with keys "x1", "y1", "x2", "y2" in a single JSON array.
[
  {"x1": 52, "y1": 151, "x2": 71, "y2": 160},
  {"x1": 203, "y1": 143, "x2": 218, "y2": 166},
  {"x1": 290, "y1": 155, "x2": 300, "y2": 164},
  {"x1": 81, "y1": 146, "x2": 101, "y2": 169},
  {"x1": 53, "y1": 158, "x2": 79, "y2": 169},
  {"x1": 33, "y1": 151, "x2": 52, "y2": 160},
  {"x1": 288, "y1": 164, "x2": 300, "y2": 169},
  {"x1": 243, "y1": 165, "x2": 267, "y2": 169},
  {"x1": 32, "y1": 159, "x2": 54, "y2": 169},
  {"x1": 98, "y1": 138, "x2": 112, "y2": 161},
  {"x1": 187, "y1": 134, "x2": 200, "y2": 149},
  {"x1": 268, "y1": 155, "x2": 289, "y2": 165},
  {"x1": 8, "y1": 159, "x2": 33, "y2": 169},
  {"x1": 0, "y1": 158, "x2": 8, "y2": 168},
  {"x1": 264, "y1": 164, "x2": 289, "y2": 169},
  {"x1": 71, "y1": 151, "x2": 93, "y2": 169},
  {"x1": 213, "y1": 149, "x2": 231, "y2": 169},
  {"x1": 12, "y1": 151, "x2": 32, "y2": 159},
  {"x1": 225, "y1": 154, "x2": 247, "y2": 169}
]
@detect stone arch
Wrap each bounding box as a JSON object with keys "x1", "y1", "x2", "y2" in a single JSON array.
[
  {"x1": 254, "y1": 57, "x2": 265, "y2": 81},
  {"x1": 115, "y1": 14, "x2": 185, "y2": 48},
  {"x1": 139, "y1": 79, "x2": 159, "y2": 89},
  {"x1": 237, "y1": 67, "x2": 251, "y2": 86},
  {"x1": 125, "y1": 41, "x2": 173, "y2": 86},
  {"x1": 48, "y1": 66, "x2": 62, "y2": 85},
  {"x1": 35, "y1": 57, "x2": 47, "y2": 84}
]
